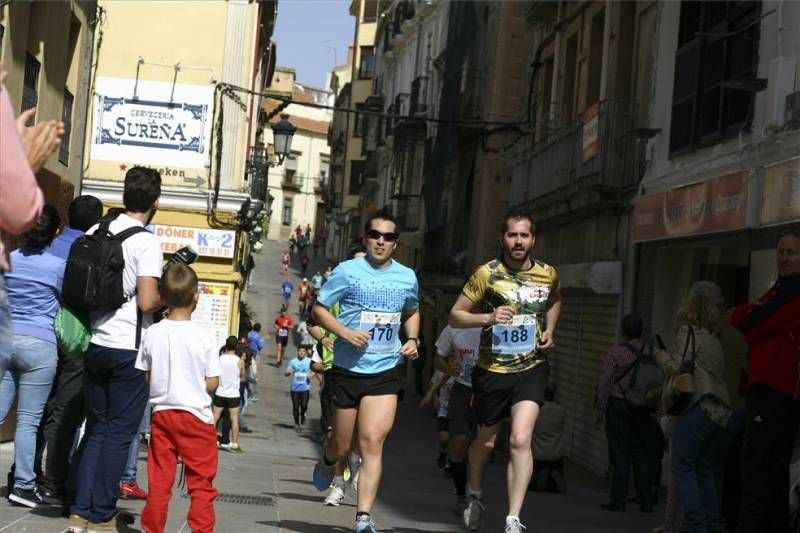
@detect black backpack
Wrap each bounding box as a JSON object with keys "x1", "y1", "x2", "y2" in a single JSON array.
[
  {"x1": 614, "y1": 342, "x2": 665, "y2": 412},
  {"x1": 62, "y1": 219, "x2": 149, "y2": 313}
]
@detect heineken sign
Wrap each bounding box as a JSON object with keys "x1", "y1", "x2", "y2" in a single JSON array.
[{"x1": 91, "y1": 77, "x2": 214, "y2": 169}]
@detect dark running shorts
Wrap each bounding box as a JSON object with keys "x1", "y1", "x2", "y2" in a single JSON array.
[
  {"x1": 212, "y1": 395, "x2": 241, "y2": 409},
  {"x1": 446, "y1": 381, "x2": 476, "y2": 437},
  {"x1": 328, "y1": 366, "x2": 402, "y2": 409},
  {"x1": 436, "y1": 416, "x2": 450, "y2": 433},
  {"x1": 319, "y1": 369, "x2": 334, "y2": 433},
  {"x1": 471, "y1": 361, "x2": 550, "y2": 428},
  {"x1": 276, "y1": 335, "x2": 288, "y2": 346}
]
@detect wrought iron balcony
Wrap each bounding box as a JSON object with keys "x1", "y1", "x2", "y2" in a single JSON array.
[
  {"x1": 511, "y1": 99, "x2": 642, "y2": 213},
  {"x1": 247, "y1": 144, "x2": 268, "y2": 202}
]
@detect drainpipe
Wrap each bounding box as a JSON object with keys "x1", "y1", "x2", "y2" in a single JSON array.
[
  {"x1": 598, "y1": 0, "x2": 612, "y2": 101},
  {"x1": 77, "y1": 5, "x2": 101, "y2": 183}
]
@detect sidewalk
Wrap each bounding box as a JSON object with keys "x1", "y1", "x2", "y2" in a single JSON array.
[{"x1": 0, "y1": 239, "x2": 663, "y2": 532}]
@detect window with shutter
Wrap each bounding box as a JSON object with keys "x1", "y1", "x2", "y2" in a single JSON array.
[
  {"x1": 60, "y1": 90, "x2": 74, "y2": 165},
  {"x1": 22, "y1": 53, "x2": 40, "y2": 114},
  {"x1": 669, "y1": 0, "x2": 760, "y2": 154}
]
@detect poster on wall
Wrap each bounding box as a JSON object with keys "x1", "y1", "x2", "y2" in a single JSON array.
[
  {"x1": 194, "y1": 281, "x2": 234, "y2": 350},
  {"x1": 90, "y1": 77, "x2": 214, "y2": 169},
  {"x1": 146, "y1": 224, "x2": 236, "y2": 258}
]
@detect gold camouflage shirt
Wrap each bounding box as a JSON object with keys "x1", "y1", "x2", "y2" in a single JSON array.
[{"x1": 462, "y1": 258, "x2": 560, "y2": 373}]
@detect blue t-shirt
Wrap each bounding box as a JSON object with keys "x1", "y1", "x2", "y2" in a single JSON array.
[
  {"x1": 287, "y1": 357, "x2": 311, "y2": 392},
  {"x1": 312, "y1": 274, "x2": 323, "y2": 290},
  {"x1": 247, "y1": 330, "x2": 265, "y2": 353},
  {"x1": 48, "y1": 227, "x2": 84, "y2": 260},
  {"x1": 6, "y1": 248, "x2": 65, "y2": 344},
  {"x1": 317, "y1": 257, "x2": 419, "y2": 374},
  {"x1": 281, "y1": 280, "x2": 294, "y2": 299}
]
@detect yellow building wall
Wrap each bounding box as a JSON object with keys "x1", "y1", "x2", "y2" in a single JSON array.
[{"x1": 85, "y1": 0, "x2": 257, "y2": 191}]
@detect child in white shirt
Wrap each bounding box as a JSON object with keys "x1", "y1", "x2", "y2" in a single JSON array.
[{"x1": 135, "y1": 264, "x2": 221, "y2": 533}]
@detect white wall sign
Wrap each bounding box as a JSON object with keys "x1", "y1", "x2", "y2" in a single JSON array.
[
  {"x1": 91, "y1": 77, "x2": 214, "y2": 169},
  {"x1": 194, "y1": 282, "x2": 234, "y2": 349},
  {"x1": 147, "y1": 224, "x2": 236, "y2": 258}
]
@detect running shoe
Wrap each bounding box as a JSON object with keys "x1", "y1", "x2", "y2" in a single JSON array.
[
  {"x1": 313, "y1": 458, "x2": 336, "y2": 491},
  {"x1": 8, "y1": 486, "x2": 44, "y2": 508},
  {"x1": 119, "y1": 482, "x2": 147, "y2": 499},
  {"x1": 229, "y1": 444, "x2": 244, "y2": 453},
  {"x1": 436, "y1": 451, "x2": 447, "y2": 469},
  {"x1": 347, "y1": 452, "x2": 361, "y2": 493},
  {"x1": 504, "y1": 518, "x2": 527, "y2": 533},
  {"x1": 323, "y1": 484, "x2": 345, "y2": 506},
  {"x1": 353, "y1": 516, "x2": 377, "y2": 532},
  {"x1": 463, "y1": 496, "x2": 484, "y2": 531}
]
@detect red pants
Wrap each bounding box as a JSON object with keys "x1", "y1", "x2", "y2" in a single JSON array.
[{"x1": 142, "y1": 410, "x2": 218, "y2": 533}]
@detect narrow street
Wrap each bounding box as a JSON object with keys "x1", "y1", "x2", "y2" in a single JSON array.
[{"x1": 1, "y1": 238, "x2": 663, "y2": 532}]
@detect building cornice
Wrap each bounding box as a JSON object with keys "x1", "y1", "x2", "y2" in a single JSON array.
[{"x1": 81, "y1": 180, "x2": 251, "y2": 214}]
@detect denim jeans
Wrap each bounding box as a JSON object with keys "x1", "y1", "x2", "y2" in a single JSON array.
[
  {"x1": 671, "y1": 401, "x2": 725, "y2": 532},
  {"x1": 0, "y1": 335, "x2": 58, "y2": 490},
  {"x1": 0, "y1": 273, "x2": 11, "y2": 378},
  {"x1": 121, "y1": 406, "x2": 149, "y2": 484},
  {"x1": 604, "y1": 398, "x2": 652, "y2": 507},
  {"x1": 70, "y1": 344, "x2": 147, "y2": 524}
]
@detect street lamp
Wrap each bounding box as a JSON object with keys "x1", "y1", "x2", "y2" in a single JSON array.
[{"x1": 272, "y1": 113, "x2": 296, "y2": 165}]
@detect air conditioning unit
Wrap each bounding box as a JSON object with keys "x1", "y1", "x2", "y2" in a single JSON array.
[{"x1": 786, "y1": 91, "x2": 800, "y2": 124}]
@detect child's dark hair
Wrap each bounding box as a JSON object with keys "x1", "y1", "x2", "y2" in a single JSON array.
[
  {"x1": 224, "y1": 335, "x2": 238, "y2": 352},
  {"x1": 21, "y1": 204, "x2": 61, "y2": 249},
  {"x1": 161, "y1": 264, "x2": 198, "y2": 308}
]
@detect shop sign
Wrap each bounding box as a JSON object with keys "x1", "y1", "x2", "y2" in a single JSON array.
[
  {"x1": 147, "y1": 224, "x2": 236, "y2": 258},
  {"x1": 761, "y1": 158, "x2": 800, "y2": 226},
  {"x1": 90, "y1": 77, "x2": 213, "y2": 169},
  {"x1": 195, "y1": 282, "x2": 233, "y2": 349},
  {"x1": 633, "y1": 171, "x2": 751, "y2": 242},
  {"x1": 582, "y1": 102, "x2": 600, "y2": 162}
]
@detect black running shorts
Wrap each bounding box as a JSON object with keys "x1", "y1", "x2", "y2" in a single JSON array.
[
  {"x1": 436, "y1": 416, "x2": 450, "y2": 433},
  {"x1": 276, "y1": 335, "x2": 288, "y2": 346},
  {"x1": 328, "y1": 365, "x2": 402, "y2": 409},
  {"x1": 446, "y1": 381, "x2": 476, "y2": 437},
  {"x1": 212, "y1": 395, "x2": 241, "y2": 409},
  {"x1": 471, "y1": 361, "x2": 550, "y2": 428}
]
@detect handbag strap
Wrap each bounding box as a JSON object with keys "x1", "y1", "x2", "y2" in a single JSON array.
[{"x1": 680, "y1": 325, "x2": 696, "y2": 364}]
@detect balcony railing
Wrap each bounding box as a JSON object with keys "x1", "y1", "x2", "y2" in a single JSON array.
[
  {"x1": 410, "y1": 76, "x2": 429, "y2": 116},
  {"x1": 393, "y1": 93, "x2": 410, "y2": 128},
  {"x1": 512, "y1": 99, "x2": 641, "y2": 203},
  {"x1": 282, "y1": 172, "x2": 303, "y2": 191},
  {"x1": 247, "y1": 144, "x2": 268, "y2": 202}
]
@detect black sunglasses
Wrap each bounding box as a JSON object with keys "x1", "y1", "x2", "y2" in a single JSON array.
[{"x1": 366, "y1": 229, "x2": 399, "y2": 242}]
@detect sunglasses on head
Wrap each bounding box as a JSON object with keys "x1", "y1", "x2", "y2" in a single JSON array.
[{"x1": 366, "y1": 229, "x2": 399, "y2": 242}]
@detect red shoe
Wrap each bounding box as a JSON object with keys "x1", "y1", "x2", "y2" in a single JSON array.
[{"x1": 119, "y1": 481, "x2": 147, "y2": 499}]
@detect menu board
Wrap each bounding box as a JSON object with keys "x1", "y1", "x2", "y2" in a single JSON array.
[{"x1": 194, "y1": 281, "x2": 234, "y2": 349}]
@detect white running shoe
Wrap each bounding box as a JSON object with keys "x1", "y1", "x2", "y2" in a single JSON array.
[
  {"x1": 324, "y1": 484, "x2": 345, "y2": 506},
  {"x1": 504, "y1": 518, "x2": 526, "y2": 533},
  {"x1": 462, "y1": 497, "x2": 484, "y2": 531}
]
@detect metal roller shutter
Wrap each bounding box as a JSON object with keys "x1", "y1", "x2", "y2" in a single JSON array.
[{"x1": 548, "y1": 292, "x2": 620, "y2": 477}]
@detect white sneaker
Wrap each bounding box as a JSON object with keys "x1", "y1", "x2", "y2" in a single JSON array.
[
  {"x1": 504, "y1": 518, "x2": 526, "y2": 533},
  {"x1": 323, "y1": 484, "x2": 345, "y2": 506},
  {"x1": 463, "y1": 497, "x2": 484, "y2": 531}
]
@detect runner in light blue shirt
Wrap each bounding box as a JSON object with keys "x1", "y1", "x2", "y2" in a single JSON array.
[{"x1": 310, "y1": 211, "x2": 420, "y2": 533}]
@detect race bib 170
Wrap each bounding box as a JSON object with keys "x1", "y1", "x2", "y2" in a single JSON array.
[
  {"x1": 491, "y1": 314, "x2": 536, "y2": 355},
  {"x1": 359, "y1": 311, "x2": 401, "y2": 353}
]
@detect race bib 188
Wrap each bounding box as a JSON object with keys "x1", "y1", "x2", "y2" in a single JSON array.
[
  {"x1": 360, "y1": 311, "x2": 401, "y2": 353},
  {"x1": 491, "y1": 314, "x2": 536, "y2": 355}
]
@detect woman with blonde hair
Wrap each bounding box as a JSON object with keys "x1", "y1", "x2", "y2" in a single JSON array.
[{"x1": 655, "y1": 281, "x2": 731, "y2": 532}]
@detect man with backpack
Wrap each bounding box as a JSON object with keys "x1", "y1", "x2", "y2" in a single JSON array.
[
  {"x1": 65, "y1": 167, "x2": 164, "y2": 533},
  {"x1": 595, "y1": 313, "x2": 656, "y2": 513}
]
